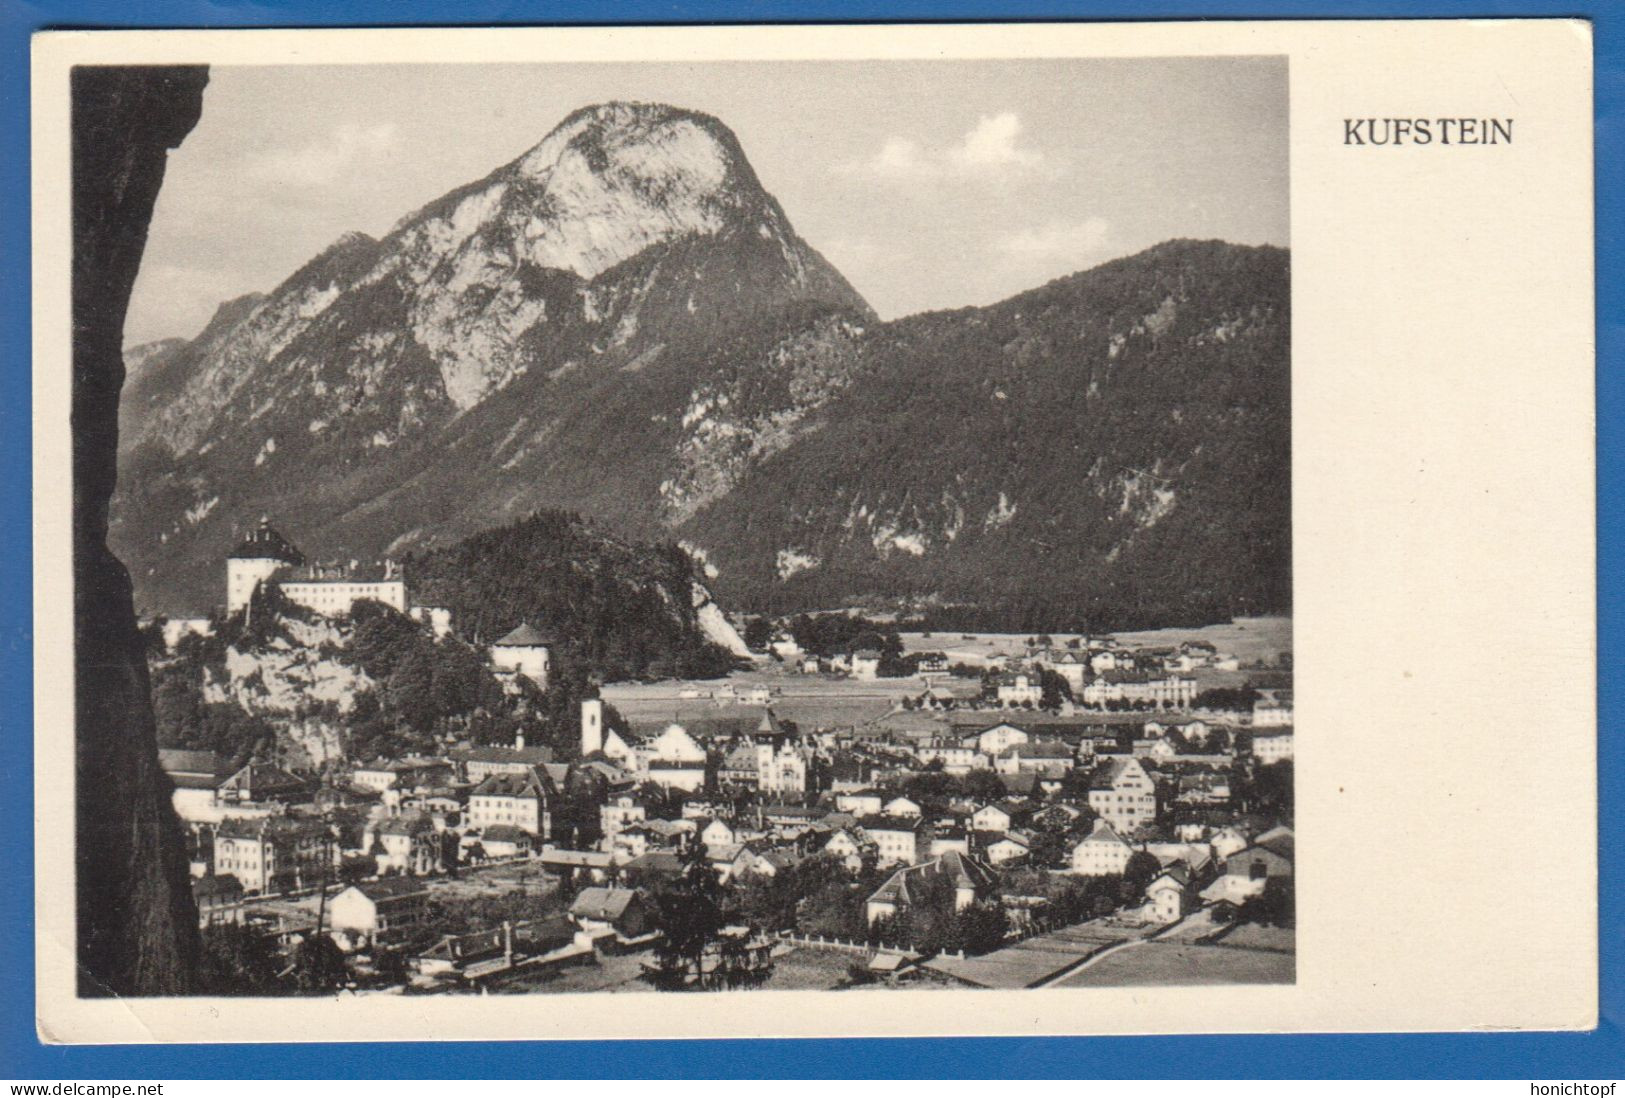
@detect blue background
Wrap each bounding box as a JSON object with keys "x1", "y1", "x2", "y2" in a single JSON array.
[{"x1": 2, "y1": 0, "x2": 1617, "y2": 1078}]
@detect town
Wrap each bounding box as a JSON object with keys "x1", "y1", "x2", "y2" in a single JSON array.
[{"x1": 153, "y1": 519, "x2": 1294, "y2": 995}]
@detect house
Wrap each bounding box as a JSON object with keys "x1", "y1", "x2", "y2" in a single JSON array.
[
  {"x1": 995, "y1": 673, "x2": 1043, "y2": 707},
  {"x1": 467, "y1": 767, "x2": 551, "y2": 838},
  {"x1": 413, "y1": 925, "x2": 510, "y2": 976},
  {"x1": 718, "y1": 744, "x2": 760, "y2": 791},
  {"x1": 994, "y1": 741, "x2": 1075, "y2": 775},
  {"x1": 600, "y1": 794, "x2": 647, "y2": 849},
  {"x1": 1253, "y1": 730, "x2": 1295, "y2": 765},
  {"x1": 864, "y1": 850, "x2": 999, "y2": 924},
  {"x1": 916, "y1": 652, "x2": 950, "y2": 675},
  {"x1": 835, "y1": 791, "x2": 884, "y2": 816},
  {"x1": 159, "y1": 748, "x2": 229, "y2": 820},
  {"x1": 352, "y1": 756, "x2": 454, "y2": 793},
  {"x1": 970, "y1": 722, "x2": 1030, "y2": 758},
  {"x1": 640, "y1": 724, "x2": 708, "y2": 793},
  {"x1": 479, "y1": 824, "x2": 533, "y2": 859},
  {"x1": 621, "y1": 850, "x2": 687, "y2": 885},
  {"x1": 215, "y1": 761, "x2": 310, "y2": 806},
  {"x1": 859, "y1": 816, "x2": 922, "y2": 866},
  {"x1": 213, "y1": 816, "x2": 333, "y2": 894},
  {"x1": 569, "y1": 887, "x2": 655, "y2": 942},
  {"x1": 1201, "y1": 840, "x2": 1294, "y2": 906},
  {"x1": 971, "y1": 800, "x2": 1033, "y2": 833},
  {"x1": 916, "y1": 741, "x2": 985, "y2": 774},
  {"x1": 928, "y1": 826, "x2": 971, "y2": 858},
  {"x1": 769, "y1": 634, "x2": 802, "y2": 660},
  {"x1": 328, "y1": 878, "x2": 431, "y2": 949},
  {"x1": 981, "y1": 831, "x2": 1031, "y2": 866},
  {"x1": 1079, "y1": 674, "x2": 1198, "y2": 710},
  {"x1": 1144, "y1": 864, "x2": 1197, "y2": 924},
  {"x1": 1071, "y1": 820, "x2": 1134, "y2": 876},
  {"x1": 1086, "y1": 757, "x2": 1159, "y2": 834},
  {"x1": 823, "y1": 828, "x2": 870, "y2": 871},
  {"x1": 883, "y1": 796, "x2": 923, "y2": 819},
  {"x1": 192, "y1": 874, "x2": 244, "y2": 928},
  {"x1": 1253, "y1": 690, "x2": 1294, "y2": 728},
  {"x1": 452, "y1": 741, "x2": 554, "y2": 783},
  {"x1": 374, "y1": 812, "x2": 441, "y2": 876},
  {"x1": 733, "y1": 846, "x2": 804, "y2": 879},
  {"x1": 537, "y1": 848, "x2": 615, "y2": 886},
  {"x1": 699, "y1": 817, "x2": 737, "y2": 849},
  {"x1": 850, "y1": 649, "x2": 882, "y2": 681},
  {"x1": 758, "y1": 739, "x2": 810, "y2": 795},
  {"x1": 488, "y1": 623, "x2": 553, "y2": 689},
  {"x1": 1209, "y1": 826, "x2": 1250, "y2": 861}
]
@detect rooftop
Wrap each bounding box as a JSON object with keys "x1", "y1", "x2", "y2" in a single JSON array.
[
  {"x1": 227, "y1": 518, "x2": 305, "y2": 565},
  {"x1": 493, "y1": 623, "x2": 554, "y2": 647}
]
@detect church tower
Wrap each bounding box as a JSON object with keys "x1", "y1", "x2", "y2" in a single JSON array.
[{"x1": 581, "y1": 697, "x2": 604, "y2": 757}]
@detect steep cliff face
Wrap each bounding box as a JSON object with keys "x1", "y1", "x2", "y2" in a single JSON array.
[
  {"x1": 113, "y1": 101, "x2": 873, "y2": 613},
  {"x1": 73, "y1": 64, "x2": 209, "y2": 998}
]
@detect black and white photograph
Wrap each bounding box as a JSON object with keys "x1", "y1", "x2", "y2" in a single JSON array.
[{"x1": 68, "y1": 51, "x2": 1294, "y2": 1006}]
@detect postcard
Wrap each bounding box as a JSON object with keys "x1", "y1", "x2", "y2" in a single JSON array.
[{"x1": 31, "y1": 19, "x2": 1594, "y2": 1042}]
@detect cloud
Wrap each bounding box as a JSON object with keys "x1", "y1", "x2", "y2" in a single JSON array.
[
  {"x1": 244, "y1": 122, "x2": 400, "y2": 188},
  {"x1": 838, "y1": 112, "x2": 1051, "y2": 180},
  {"x1": 995, "y1": 216, "x2": 1112, "y2": 261},
  {"x1": 947, "y1": 113, "x2": 1042, "y2": 172}
]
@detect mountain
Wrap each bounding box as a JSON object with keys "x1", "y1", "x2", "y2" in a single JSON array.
[
  {"x1": 680, "y1": 240, "x2": 1291, "y2": 629},
  {"x1": 113, "y1": 101, "x2": 1289, "y2": 630},
  {"x1": 113, "y1": 101, "x2": 873, "y2": 613}
]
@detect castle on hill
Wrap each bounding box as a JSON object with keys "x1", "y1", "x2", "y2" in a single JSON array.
[
  {"x1": 224, "y1": 517, "x2": 549, "y2": 683},
  {"x1": 226, "y1": 517, "x2": 408, "y2": 617}
]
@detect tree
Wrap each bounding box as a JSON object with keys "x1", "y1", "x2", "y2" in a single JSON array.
[
  {"x1": 1120, "y1": 851, "x2": 1162, "y2": 905},
  {"x1": 645, "y1": 842, "x2": 726, "y2": 990},
  {"x1": 200, "y1": 924, "x2": 284, "y2": 995},
  {"x1": 962, "y1": 769, "x2": 1005, "y2": 801},
  {"x1": 956, "y1": 901, "x2": 1011, "y2": 955},
  {"x1": 291, "y1": 934, "x2": 349, "y2": 993},
  {"x1": 1241, "y1": 877, "x2": 1295, "y2": 927},
  {"x1": 742, "y1": 617, "x2": 773, "y2": 652},
  {"x1": 1039, "y1": 668, "x2": 1073, "y2": 710}
]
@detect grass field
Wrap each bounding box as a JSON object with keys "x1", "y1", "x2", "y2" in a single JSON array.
[{"x1": 1052, "y1": 937, "x2": 1295, "y2": 988}]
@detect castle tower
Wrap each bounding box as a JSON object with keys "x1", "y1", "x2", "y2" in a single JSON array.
[
  {"x1": 225, "y1": 517, "x2": 305, "y2": 615},
  {"x1": 581, "y1": 697, "x2": 604, "y2": 757},
  {"x1": 489, "y1": 623, "x2": 553, "y2": 688}
]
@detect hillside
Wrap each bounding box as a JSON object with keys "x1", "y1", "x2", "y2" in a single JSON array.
[
  {"x1": 404, "y1": 509, "x2": 746, "y2": 682},
  {"x1": 681, "y1": 240, "x2": 1291, "y2": 629}
]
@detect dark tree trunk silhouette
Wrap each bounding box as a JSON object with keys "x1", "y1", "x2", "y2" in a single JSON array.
[{"x1": 73, "y1": 64, "x2": 209, "y2": 996}]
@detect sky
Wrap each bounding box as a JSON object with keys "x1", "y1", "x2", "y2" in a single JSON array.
[{"x1": 125, "y1": 57, "x2": 1288, "y2": 346}]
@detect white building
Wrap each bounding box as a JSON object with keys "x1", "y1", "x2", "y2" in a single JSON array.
[
  {"x1": 1071, "y1": 820, "x2": 1134, "y2": 876},
  {"x1": 969, "y1": 722, "x2": 1030, "y2": 758},
  {"x1": 489, "y1": 623, "x2": 553, "y2": 689},
  {"x1": 850, "y1": 649, "x2": 882, "y2": 681},
  {"x1": 225, "y1": 517, "x2": 408, "y2": 617},
  {"x1": 225, "y1": 518, "x2": 306, "y2": 614},
  {"x1": 467, "y1": 768, "x2": 551, "y2": 838},
  {"x1": 996, "y1": 674, "x2": 1043, "y2": 707},
  {"x1": 1087, "y1": 756, "x2": 1159, "y2": 834},
  {"x1": 1080, "y1": 675, "x2": 1198, "y2": 709},
  {"x1": 640, "y1": 724, "x2": 708, "y2": 792},
  {"x1": 1252, "y1": 730, "x2": 1295, "y2": 765},
  {"x1": 1253, "y1": 690, "x2": 1295, "y2": 728}
]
